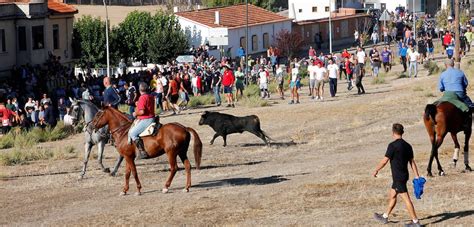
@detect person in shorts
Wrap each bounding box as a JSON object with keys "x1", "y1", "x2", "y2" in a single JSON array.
[
  {"x1": 289, "y1": 65, "x2": 300, "y2": 104},
  {"x1": 276, "y1": 65, "x2": 285, "y2": 99},
  {"x1": 373, "y1": 123, "x2": 421, "y2": 227},
  {"x1": 222, "y1": 64, "x2": 235, "y2": 107}
]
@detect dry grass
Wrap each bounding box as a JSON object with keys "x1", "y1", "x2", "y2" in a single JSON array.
[{"x1": 0, "y1": 146, "x2": 77, "y2": 166}]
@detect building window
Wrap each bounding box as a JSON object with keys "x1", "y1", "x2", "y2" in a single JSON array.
[
  {"x1": 32, "y1": 25, "x2": 44, "y2": 50},
  {"x1": 53, "y1": 24, "x2": 59, "y2": 50},
  {"x1": 252, "y1": 35, "x2": 258, "y2": 51},
  {"x1": 0, "y1": 29, "x2": 5, "y2": 53},
  {"x1": 325, "y1": 6, "x2": 330, "y2": 12},
  {"x1": 263, "y1": 33, "x2": 270, "y2": 49},
  {"x1": 298, "y1": 9, "x2": 302, "y2": 13},
  {"x1": 240, "y1": 36, "x2": 246, "y2": 50},
  {"x1": 312, "y1": 7, "x2": 317, "y2": 12},
  {"x1": 18, "y1": 26, "x2": 26, "y2": 51}
]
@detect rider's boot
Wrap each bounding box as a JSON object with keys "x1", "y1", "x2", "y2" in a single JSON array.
[{"x1": 134, "y1": 138, "x2": 149, "y2": 160}]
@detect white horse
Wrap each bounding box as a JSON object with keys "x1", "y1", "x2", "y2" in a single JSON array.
[{"x1": 70, "y1": 98, "x2": 123, "y2": 178}]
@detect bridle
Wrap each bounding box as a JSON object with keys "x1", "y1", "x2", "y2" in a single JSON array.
[{"x1": 93, "y1": 109, "x2": 131, "y2": 136}]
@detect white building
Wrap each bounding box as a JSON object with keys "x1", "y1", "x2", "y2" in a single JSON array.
[
  {"x1": 289, "y1": 0, "x2": 337, "y2": 22},
  {"x1": 176, "y1": 4, "x2": 292, "y2": 58},
  {"x1": 0, "y1": 0, "x2": 77, "y2": 78},
  {"x1": 363, "y1": 0, "x2": 449, "y2": 15}
]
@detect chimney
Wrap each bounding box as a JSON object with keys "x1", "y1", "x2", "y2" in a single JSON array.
[
  {"x1": 173, "y1": 6, "x2": 179, "y2": 13},
  {"x1": 214, "y1": 11, "x2": 220, "y2": 25}
]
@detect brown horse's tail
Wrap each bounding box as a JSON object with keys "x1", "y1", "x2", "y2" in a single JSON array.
[
  {"x1": 424, "y1": 104, "x2": 437, "y2": 124},
  {"x1": 186, "y1": 127, "x2": 203, "y2": 169}
]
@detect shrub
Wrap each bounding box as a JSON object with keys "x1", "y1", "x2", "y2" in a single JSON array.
[
  {"x1": 423, "y1": 61, "x2": 440, "y2": 76},
  {"x1": 372, "y1": 75, "x2": 386, "y2": 84},
  {"x1": 243, "y1": 84, "x2": 260, "y2": 97},
  {"x1": 0, "y1": 148, "x2": 53, "y2": 166},
  {"x1": 188, "y1": 95, "x2": 215, "y2": 107},
  {"x1": 49, "y1": 122, "x2": 75, "y2": 141},
  {"x1": 241, "y1": 96, "x2": 271, "y2": 107},
  {"x1": 0, "y1": 133, "x2": 15, "y2": 149}
]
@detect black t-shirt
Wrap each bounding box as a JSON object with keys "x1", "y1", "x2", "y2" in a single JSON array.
[
  {"x1": 212, "y1": 71, "x2": 221, "y2": 86},
  {"x1": 427, "y1": 38, "x2": 434, "y2": 48},
  {"x1": 385, "y1": 139, "x2": 414, "y2": 182},
  {"x1": 417, "y1": 40, "x2": 426, "y2": 53}
]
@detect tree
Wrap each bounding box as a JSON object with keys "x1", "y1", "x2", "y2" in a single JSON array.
[
  {"x1": 147, "y1": 11, "x2": 189, "y2": 63},
  {"x1": 274, "y1": 29, "x2": 303, "y2": 60},
  {"x1": 116, "y1": 11, "x2": 153, "y2": 63},
  {"x1": 72, "y1": 16, "x2": 107, "y2": 69},
  {"x1": 201, "y1": 0, "x2": 286, "y2": 12}
]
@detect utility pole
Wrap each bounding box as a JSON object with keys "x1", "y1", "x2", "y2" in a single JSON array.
[
  {"x1": 245, "y1": 0, "x2": 249, "y2": 85},
  {"x1": 103, "y1": 0, "x2": 111, "y2": 77},
  {"x1": 413, "y1": 0, "x2": 416, "y2": 41},
  {"x1": 328, "y1": 0, "x2": 332, "y2": 53},
  {"x1": 454, "y1": 0, "x2": 461, "y2": 68}
]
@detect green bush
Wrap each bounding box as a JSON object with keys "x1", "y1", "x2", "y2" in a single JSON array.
[
  {"x1": 423, "y1": 61, "x2": 440, "y2": 76},
  {"x1": 241, "y1": 96, "x2": 271, "y2": 107},
  {"x1": 0, "y1": 148, "x2": 53, "y2": 166},
  {"x1": 188, "y1": 95, "x2": 215, "y2": 107},
  {"x1": 243, "y1": 84, "x2": 260, "y2": 97},
  {"x1": 0, "y1": 123, "x2": 75, "y2": 150},
  {"x1": 0, "y1": 133, "x2": 15, "y2": 149},
  {"x1": 371, "y1": 75, "x2": 386, "y2": 84},
  {"x1": 49, "y1": 122, "x2": 75, "y2": 141}
]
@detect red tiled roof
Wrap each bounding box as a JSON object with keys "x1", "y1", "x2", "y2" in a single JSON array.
[
  {"x1": 176, "y1": 4, "x2": 291, "y2": 29},
  {"x1": 48, "y1": 1, "x2": 77, "y2": 15}
]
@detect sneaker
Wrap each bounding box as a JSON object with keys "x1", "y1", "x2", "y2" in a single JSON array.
[
  {"x1": 404, "y1": 221, "x2": 421, "y2": 227},
  {"x1": 231, "y1": 104, "x2": 235, "y2": 108},
  {"x1": 373, "y1": 213, "x2": 388, "y2": 224},
  {"x1": 296, "y1": 101, "x2": 300, "y2": 104},
  {"x1": 288, "y1": 100, "x2": 294, "y2": 104},
  {"x1": 320, "y1": 97, "x2": 324, "y2": 101},
  {"x1": 226, "y1": 104, "x2": 231, "y2": 107}
]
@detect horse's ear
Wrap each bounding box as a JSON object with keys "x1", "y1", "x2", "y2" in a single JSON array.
[{"x1": 69, "y1": 97, "x2": 75, "y2": 103}]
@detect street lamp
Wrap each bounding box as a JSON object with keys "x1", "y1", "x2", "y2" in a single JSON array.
[
  {"x1": 328, "y1": 0, "x2": 333, "y2": 53},
  {"x1": 245, "y1": 0, "x2": 249, "y2": 85},
  {"x1": 103, "y1": 0, "x2": 110, "y2": 77}
]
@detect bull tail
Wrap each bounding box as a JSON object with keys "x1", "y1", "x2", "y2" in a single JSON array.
[
  {"x1": 424, "y1": 104, "x2": 437, "y2": 124},
  {"x1": 261, "y1": 130, "x2": 273, "y2": 142},
  {"x1": 186, "y1": 127, "x2": 203, "y2": 169}
]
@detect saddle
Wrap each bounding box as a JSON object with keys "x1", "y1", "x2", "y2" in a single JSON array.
[
  {"x1": 137, "y1": 116, "x2": 162, "y2": 138},
  {"x1": 434, "y1": 91, "x2": 469, "y2": 113}
]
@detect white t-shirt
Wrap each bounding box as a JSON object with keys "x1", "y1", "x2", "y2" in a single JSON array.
[
  {"x1": 356, "y1": 51, "x2": 366, "y2": 64},
  {"x1": 327, "y1": 64, "x2": 338, "y2": 79},
  {"x1": 408, "y1": 51, "x2": 419, "y2": 62},
  {"x1": 259, "y1": 71, "x2": 268, "y2": 84},
  {"x1": 291, "y1": 68, "x2": 299, "y2": 82},
  {"x1": 160, "y1": 77, "x2": 168, "y2": 87},
  {"x1": 315, "y1": 66, "x2": 327, "y2": 81},
  {"x1": 308, "y1": 65, "x2": 317, "y2": 80},
  {"x1": 63, "y1": 114, "x2": 74, "y2": 126}
]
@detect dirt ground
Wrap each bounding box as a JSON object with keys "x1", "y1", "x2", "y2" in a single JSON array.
[
  {"x1": 1, "y1": 54, "x2": 474, "y2": 225},
  {"x1": 74, "y1": 5, "x2": 166, "y2": 26}
]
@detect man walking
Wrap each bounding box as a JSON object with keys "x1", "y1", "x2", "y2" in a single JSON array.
[
  {"x1": 222, "y1": 65, "x2": 235, "y2": 107},
  {"x1": 407, "y1": 45, "x2": 419, "y2": 78},
  {"x1": 373, "y1": 123, "x2": 421, "y2": 227},
  {"x1": 103, "y1": 76, "x2": 121, "y2": 108},
  {"x1": 327, "y1": 59, "x2": 339, "y2": 97},
  {"x1": 399, "y1": 42, "x2": 408, "y2": 72}
]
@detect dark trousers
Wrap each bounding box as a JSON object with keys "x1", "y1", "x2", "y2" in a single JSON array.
[
  {"x1": 329, "y1": 78, "x2": 337, "y2": 97},
  {"x1": 401, "y1": 56, "x2": 407, "y2": 72},
  {"x1": 356, "y1": 76, "x2": 365, "y2": 94}
]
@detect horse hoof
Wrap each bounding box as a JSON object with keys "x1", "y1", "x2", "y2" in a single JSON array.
[
  {"x1": 78, "y1": 175, "x2": 85, "y2": 180},
  {"x1": 134, "y1": 192, "x2": 142, "y2": 196},
  {"x1": 103, "y1": 168, "x2": 110, "y2": 173},
  {"x1": 183, "y1": 188, "x2": 189, "y2": 193},
  {"x1": 119, "y1": 192, "x2": 127, "y2": 196},
  {"x1": 439, "y1": 171, "x2": 445, "y2": 176},
  {"x1": 110, "y1": 172, "x2": 116, "y2": 177},
  {"x1": 466, "y1": 166, "x2": 472, "y2": 172},
  {"x1": 162, "y1": 188, "x2": 169, "y2": 194},
  {"x1": 427, "y1": 172, "x2": 433, "y2": 177}
]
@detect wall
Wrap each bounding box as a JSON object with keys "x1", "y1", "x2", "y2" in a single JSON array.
[
  {"x1": 178, "y1": 16, "x2": 210, "y2": 48},
  {"x1": 0, "y1": 19, "x2": 16, "y2": 78},
  {"x1": 289, "y1": 0, "x2": 337, "y2": 22},
  {"x1": 46, "y1": 16, "x2": 74, "y2": 63},
  {"x1": 228, "y1": 20, "x2": 292, "y2": 57}
]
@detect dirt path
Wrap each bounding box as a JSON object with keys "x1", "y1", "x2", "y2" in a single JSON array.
[{"x1": 1, "y1": 54, "x2": 474, "y2": 225}]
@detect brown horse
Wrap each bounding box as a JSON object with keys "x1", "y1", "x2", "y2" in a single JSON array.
[
  {"x1": 423, "y1": 102, "x2": 472, "y2": 177},
  {"x1": 90, "y1": 106, "x2": 202, "y2": 195}
]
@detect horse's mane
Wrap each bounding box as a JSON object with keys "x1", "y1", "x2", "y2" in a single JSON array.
[
  {"x1": 105, "y1": 106, "x2": 132, "y2": 123},
  {"x1": 77, "y1": 100, "x2": 99, "y2": 112}
]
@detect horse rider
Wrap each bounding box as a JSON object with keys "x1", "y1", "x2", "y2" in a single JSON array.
[
  {"x1": 128, "y1": 82, "x2": 156, "y2": 160},
  {"x1": 103, "y1": 76, "x2": 121, "y2": 109},
  {"x1": 438, "y1": 59, "x2": 474, "y2": 112}
]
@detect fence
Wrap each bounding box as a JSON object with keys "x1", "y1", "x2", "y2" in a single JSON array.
[{"x1": 65, "y1": 0, "x2": 202, "y2": 6}]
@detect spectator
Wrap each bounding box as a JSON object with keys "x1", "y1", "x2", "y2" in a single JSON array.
[
  {"x1": 276, "y1": 65, "x2": 285, "y2": 100},
  {"x1": 353, "y1": 59, "x2": 365, "y2": 95},
  {"x1": 308, "y1": 46, "x2": 317, "y2": 59},
  {"x1": 407, "y1": 45, "x2": 420, "y2": 78},
  {"x1": 58, "y1": 97, "x2": 67, "y2": 121},
  {"x1": 211, "y1": 67, "x2": 222, "y2": 107},
  {"x1": 124, "y1": 82, "x2": 137, "y2": 115},
  {"x1": 0, "y1": 100, "x2": 19, "y2": 134},
  {"x1": 381, "y1": 46, "x2": 392, "y2": 73},
  {"x1": 40, "y1": 93, "x2": 51, "y2": 106},
  {"x1": 370, "y1": 47, "x2": 381, "y2": 77},
  {"x1": 289, "y1": 64, "x2": 300, "y2": 104},
  {"x1": 327, "y1": 59, "x2": 339, "y2": 97},
  {"x1": 399, "y1": 42, "x2": 408, "y2": 72},
  {"x1": 314, "y1": 63, "x2": 327, "y2": 101},
  {"x1": 234, "y1": 66, "x2": 245, "y2": 101},
  {"x1": 63, "y1": 107, "x2": 74, "y2": 126},
  {"x1": 258, "y1": 68, "x2": 269, "y2": 99}
]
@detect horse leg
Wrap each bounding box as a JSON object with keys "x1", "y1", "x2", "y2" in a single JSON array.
[
  {"x1": 163, "y1": 153, "x2": 178, "y2": 193},
  {"x1": 434, "y1": 134, "x2": 446, "y2": 176},
  {"x1": 110, "y1": 155, "x2": 124, "y2": 177},
  {"x1": 129, "y1": 160, "x2": 142, "y2": 196},
  {"x1": 179, "y1": 152, "x2": 191, "y2": 192},
  {"x1": 79, "y1": 142, "x2": 93, "y2": 179},
  {"x1": 427, "y1": 143, "x2": 435, "y2": 177},
  {"x1": 121, "y1": 159, "x2": 131, "y2": 196},
  {"x1": 464, "y1": 129, "x2": 472, "y2": 171},
  {"x1": 451, "y1": 133, "x2": 461, "y2": 167},
  {"x1": 97, "y1": 141, "x2": 110, "y2": 173}
]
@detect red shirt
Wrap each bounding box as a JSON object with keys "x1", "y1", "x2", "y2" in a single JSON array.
[
  {"x1": 309, "y1": 49, "x2": 316, "y2": 57},
  {"x1": 0, "y1": 106, "x2": 14, "y2": 126},
  {"x1": 342, "y1": 51, "x2": 351, "y2": 59},
  {"x1": 443, "y1": 34, "x2": 452, "y2": 45},
  {"x1": 136, "y1": 94, "x2": 155, "y2": 120},
  {"x1": 222, "y1": 70, "x2": 235, "y2": 87},
  {"x1": 169, "y1": 80, "x2": 179, "y2": 95},
  {"x1": 345, "y1": 61, "x2": 352, "y2": 74}
]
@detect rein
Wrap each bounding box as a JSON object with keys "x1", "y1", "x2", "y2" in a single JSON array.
[{"x1": 109, "y1": 121, "x2": 132, "y2": 135}]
